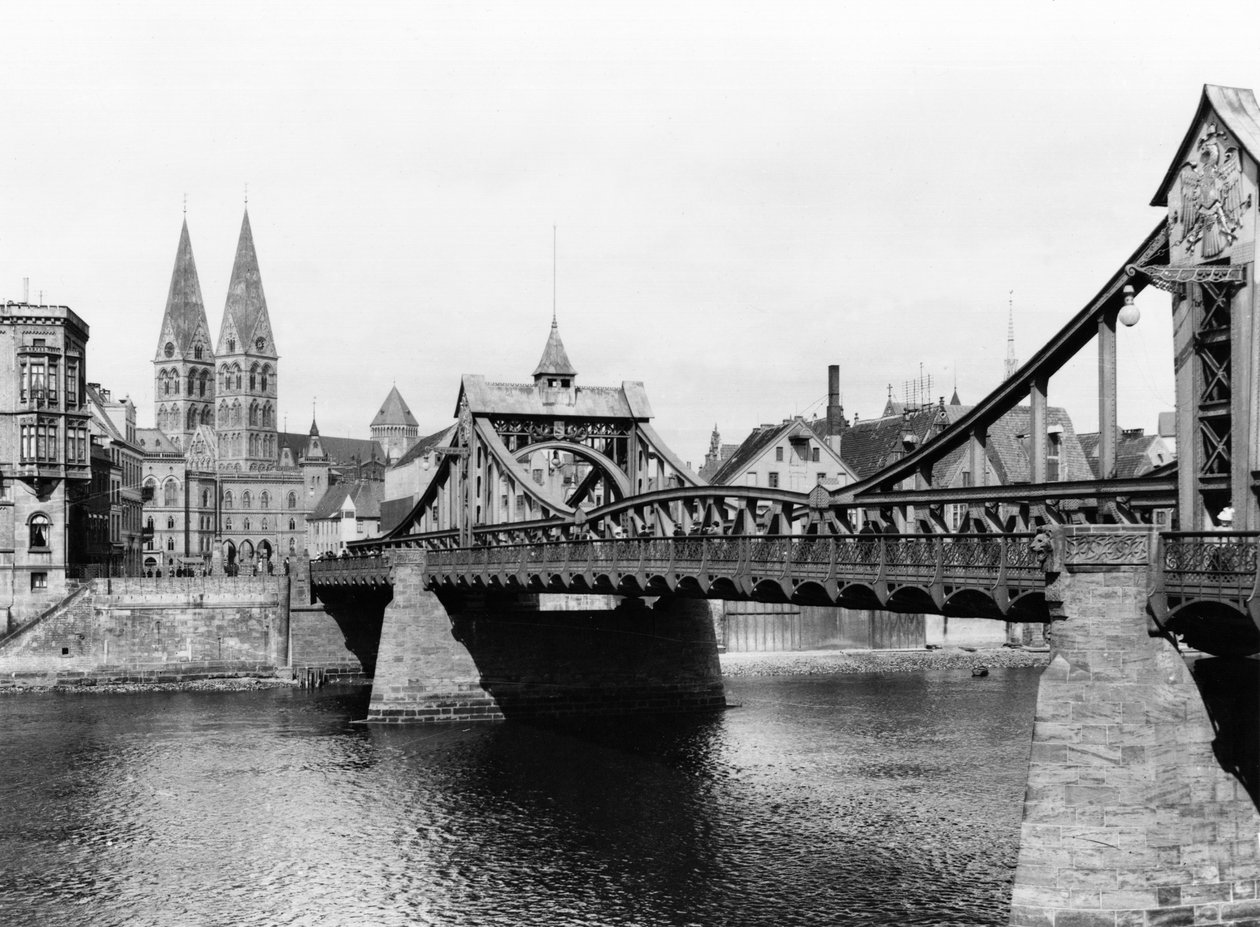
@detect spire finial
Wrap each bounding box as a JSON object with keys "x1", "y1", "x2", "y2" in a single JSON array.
[
  {"x1": 244, "y1": 182, "x2": 248, "y2": 208},
  {"x1": 183, "y1": 192, "x2": 187, "y2": 217},
  {"x1": 552, "y1": 224, "x2": 557, "y2": 326}
]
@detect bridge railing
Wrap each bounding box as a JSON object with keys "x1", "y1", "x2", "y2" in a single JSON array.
[
  {"x1": 424, "y1": 533, "x2": 1045, "y2": 603},
  {"x1": 1155, "y1": 532, "x2": 1260, "y2": 607}
]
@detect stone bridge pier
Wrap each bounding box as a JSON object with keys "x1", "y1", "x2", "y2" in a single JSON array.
[
  {"x1": 365, "y1": 550, "x2": 726, "y2": 723},
  {"x1": 1011, "y1": 525, "x2": 1260, "y2": 927}
]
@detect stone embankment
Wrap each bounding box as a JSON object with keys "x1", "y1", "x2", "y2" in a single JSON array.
[
  {"x1": 720, "y1": 646, "x2": 1049, "y2": 677},
  {"x1": 0, "y1": 674, "x2": 298, "y2": 696}
]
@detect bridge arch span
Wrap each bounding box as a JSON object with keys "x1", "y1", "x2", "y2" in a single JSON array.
[{"x1": 513, "y1": 440, "x2": 633, "y2": 502}]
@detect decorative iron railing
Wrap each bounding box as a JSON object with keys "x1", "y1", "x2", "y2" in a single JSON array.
[{"x1": 1155, "y1": 532, "x2": 1260, "y2": 609}]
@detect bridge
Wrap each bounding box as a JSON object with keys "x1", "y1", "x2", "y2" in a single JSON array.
[{"x1": 301, "y1": 85, "x2": 1260, "y2": 927}]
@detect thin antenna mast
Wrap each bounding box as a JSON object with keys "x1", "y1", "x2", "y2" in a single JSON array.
[{"x1": 1004, "y1": 290, "x2": 1019, "y2": 380}]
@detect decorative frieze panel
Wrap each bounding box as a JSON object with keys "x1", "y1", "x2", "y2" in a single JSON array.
[{"x1": 1167, "y1": 121, "x2": 1254, "y2": 261}]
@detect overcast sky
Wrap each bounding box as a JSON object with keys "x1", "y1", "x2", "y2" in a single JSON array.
[{"x1": 4, "y1": 1, "x2": 1258, "y2": 466}]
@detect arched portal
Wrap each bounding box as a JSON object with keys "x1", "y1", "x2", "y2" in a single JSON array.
[
  {"x1": 240, "y1": 540, "x2": 255, "y2": 562},
  {"x1": 257, "y1": 540, "x2": 273, "y2": 563},
  {"x1": 223, "y1": 541, "x2": 236, "y2": 566}
]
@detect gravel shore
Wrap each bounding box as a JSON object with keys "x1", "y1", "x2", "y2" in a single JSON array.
[{"x1": 719, "y1": 647, "x2": 1050, "y2": 677}]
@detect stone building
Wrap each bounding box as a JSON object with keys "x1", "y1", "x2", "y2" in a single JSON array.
[
  {"x1": 141, "y1": 211, "x2": 403, "y2": 573},
  {"x1": 83, "y1": 383, "x2": 143, "y2": 575},
  {"x1": 0, "y1": 300, "x2": 93, "y2": 626}
]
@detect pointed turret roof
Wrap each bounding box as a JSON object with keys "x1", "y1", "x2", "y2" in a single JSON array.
[
  {"x1": 371, "y1": 385, "x2": 420, "y2": 428},
  {"x1": 219, "y1": 209, "x2": 272, "y2": 351},
  {"x1": 156, "y1": 219, "x2": 210, "y2": 357},
  {"x1": 532, "y1": 318, "x2": 577, "y2": 379}
]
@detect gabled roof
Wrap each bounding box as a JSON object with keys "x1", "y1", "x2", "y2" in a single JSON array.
[
  {"x1": 218, "y1": 209, "x2": 273, "y2": 352},
  {"x1": 708, "y1": 418, "x2": 856, "y2": 485},
  {"x1": 836, "y1": 405, "x2": 971, "y2": 480},
  {"x1": 393, "y1": 425, "x2": 457, "y2": 468},
  {"x1": 136, "y1": 427, "x2": 182, "y2": 455},
  {"x1": 277, "y1": 431, "x2": 383, "y2": 466},
  {"x1": 371, "y1": 385, "x2": 419, "y2": 428},
  {"x1": 532, "y1": 319, "x2": 577, "y2": 378},
  {"x1": 309, "y1": 479, "x2": 384, "y2": 522},
  {"x1": 1153, "y1": 85, "x2": 1260, "y2": 207},
  {"x1": 1076, "y1": 429, "x2": 1171, "y2": 480},
  {"x1": 157, "y1": 219, "x2": 210, "y2": 357}
]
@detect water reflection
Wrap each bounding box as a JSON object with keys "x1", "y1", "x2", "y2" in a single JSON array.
[{"x1": 0, "y1": 667, "x2": 1039, "y2": 926}]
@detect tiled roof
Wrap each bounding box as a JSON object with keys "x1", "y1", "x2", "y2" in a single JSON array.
[
  {"x1": 309, "y1": 479, "x2": 384, "y2": 521},
  {"x1": 277, "y1": 431, "x2": 384, "y2": 466},
  {"x1": 459, "y1": 375, "x2": 653, "y2": 420},
  {"x1": 532, "y1": 320, "x2": 577, "y2": 378},
  {"x1": 393, "y1": 425, "x2": 456, "y2": 468},
  {"x1": 1077, "y1": 430, "x2": 1168, "y2": 479},
  {"x1": 708, "y1": 424, "x2": 783, "y2": 484},
  {"x1": 136, "y1": 427, "x2": 182, "y2": 455},
  {"x1": 370, "y1": 385, "x2": 419, "y2": 428}
]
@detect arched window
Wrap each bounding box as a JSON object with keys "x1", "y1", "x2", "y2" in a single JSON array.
[
  {"x1": 218, "y1": 401, "x2": 228, "y2": 426},
  {"x1": 249, "y1": 434, "x2": 258, "y2": 457},
  {"x1": 243, "y1": 517, "x2": 251, "y2": 532},
  {"x1": 167, "y1": 516, "x2": 175, "y2": 529},
  {"x1": 234, "y1": 365, "x2": 242, "y2": 390},
  {"x1": 261, "y1": 517, "x2": 269, "y2": 531},
  {"x1": 223, "y1": 491, "x2": 233, "y2": 509},
  {"x1": 288, "y1": 517, "x2": 296, "y2": 531},
  {"x1": 194, "y1": 344, "x2": 203, "y2": 360},
  {"x1": 225, "y1": 517, "x2": 233, "y2": 531},
  {"x1": 202, "y1": 490, "x2": 210, "y2": 507},
  {"x1": 232, "y1": 401, "x2": 242, "y2": 426},
  {"x1": 228, "y1": 337, "x2": 236, "y2": 353},
  {"x1": 242, "y1": 491, "x2": 252, "y2": 509},
  {"x1": 146, "y1": 516, "x2": 154, "y2": 531},
  {"x1": 217, "y1": 368, "x2": 225, "y2": 392},
  {"x1": 260, "y1": 491, "x2": 270, "y2": 509},
  {"x1": 288, "y1": 538, "x2": 296, "y2": 553},
  {"x1": 201, "y1": 407, "x2": 212, "y2": 426},
  {"x1": 163, "y1": 480, "x2": 179, "y2": 507},
  {"x1": 248, "y1": 402, "x2": 258, "y2": 426},
  {"x1": 249, "y1": 364, "x2": 258, "y2": 391},
  {"x1": 29, "y1": 513, "x2": 50, "y2": 549},
  {"x1": 187, "y1": 371, "x2": 195, "y2": 395},
  {"x1": 287, "y1": 492, "x2": 297, "y2": 509},
  {"x1": 167, "y1": 538, "x2": 175, "y2": 551},
  {"x1": 261, "y1": 366, "x2": 270, "y2": 391},
  {"x1": 198, "y1": 370, "x2": 208, "y2": 397},
  {"x1": 186, "y1": 406, "x2": 198, "y2": 431}
]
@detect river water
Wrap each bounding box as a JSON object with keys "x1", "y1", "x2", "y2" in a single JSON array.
[{"x1": 0, "y1": 667, "x2": 1040, "y2": 927}]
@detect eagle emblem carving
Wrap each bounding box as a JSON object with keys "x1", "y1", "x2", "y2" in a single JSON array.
[{"x1": 1173, "y1": 123, "x2": 1252, "y2": 259}]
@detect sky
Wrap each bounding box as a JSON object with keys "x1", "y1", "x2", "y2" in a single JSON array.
[{"x1": 3, "y1": 0, "x2": 1259, "y2": 468}]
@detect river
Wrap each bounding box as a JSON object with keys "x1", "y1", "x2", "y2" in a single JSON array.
[{"x1": 0, "y1": 666, "x2": 1039, "y2": 926}]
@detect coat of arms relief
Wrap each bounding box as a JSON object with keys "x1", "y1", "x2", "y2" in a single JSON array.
[{"x1": 1171, "y1": 122, "x2": 1253, "y2": 260}]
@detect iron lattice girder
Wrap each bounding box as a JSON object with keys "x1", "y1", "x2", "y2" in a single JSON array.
[{"x1": 846, "y1": 474, "x2": 1178, "y2": 508}]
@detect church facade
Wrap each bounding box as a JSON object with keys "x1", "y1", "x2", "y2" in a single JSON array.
[{"x1": 142, "y1": 211, "x2": 414, "y2": 572}]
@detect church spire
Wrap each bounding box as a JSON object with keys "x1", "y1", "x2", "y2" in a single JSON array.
[
  {"x1": 218, "y1": 208, "x2": 274, "y2": 355},
  {"x1": 156, "y1": 218, "x2": 210, "y2": 358}
]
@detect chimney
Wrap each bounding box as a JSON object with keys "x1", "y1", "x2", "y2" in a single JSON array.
[
  {"x1": 826, "y1": 364, "x2": 844, "y2": 435},
  {"x1": 23, "y1": 278, "x2": 29, "y2": 303}
]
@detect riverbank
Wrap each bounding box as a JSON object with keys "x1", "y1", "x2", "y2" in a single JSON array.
[
  {"x1": 0, "y1": 674, "x2": 299, "y2": 695},
  {"x1": 720, "y1": 646, "x2": 1050, "y2": 677}
]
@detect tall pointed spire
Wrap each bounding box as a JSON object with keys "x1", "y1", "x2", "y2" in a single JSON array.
[
  {"x1": 156, "y1": 218, "x2": 210, "y2": 357},
  {"x1": 1004, "y1": 290, "x2": 1019, "y2": 380},
  {"x1": 218, "y1": 209, "x2": 273, "y2": 353}
]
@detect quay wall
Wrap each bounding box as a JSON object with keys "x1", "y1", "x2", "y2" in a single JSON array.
[{"x1": 0, "y1": 575, "x2": 372, "y2": 686}]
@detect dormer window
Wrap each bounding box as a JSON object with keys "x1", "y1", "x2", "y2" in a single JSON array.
[{"x1": 227, "y1": 337, "x2": 236, "y2": 352}]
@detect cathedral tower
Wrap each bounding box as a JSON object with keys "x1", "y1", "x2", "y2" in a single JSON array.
[
  {"x1": 154, "y1": 219, "x2": 215, "y2": 449},
  {"x1": 215, "y1": 209, "x2": 279, "y2": 466}
]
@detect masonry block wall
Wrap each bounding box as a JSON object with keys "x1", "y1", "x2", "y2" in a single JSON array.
[
  {"x1": 1009, "y1": 527, "x2": 1260, "y2": 927},
  {"x1": 0, "y1": 577, "x2": 288, "y2": 685},
  {"x1": 290, "y1": 586, "x2": 390, "y2": 680},
  {"x1": 367, "y1": 550, "x2": 503, "y2": 723},
  {"x1": 366, "y1": 551, "x2": 727, "y2": 723}
]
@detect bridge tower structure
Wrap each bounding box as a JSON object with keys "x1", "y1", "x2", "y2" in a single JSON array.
[
  {"x1": 384, "y1": 318, "x2": 703, "y2": 542},
  {"x1": 1152, "y1": 85, "x2": 1260, "y2": 532}
]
